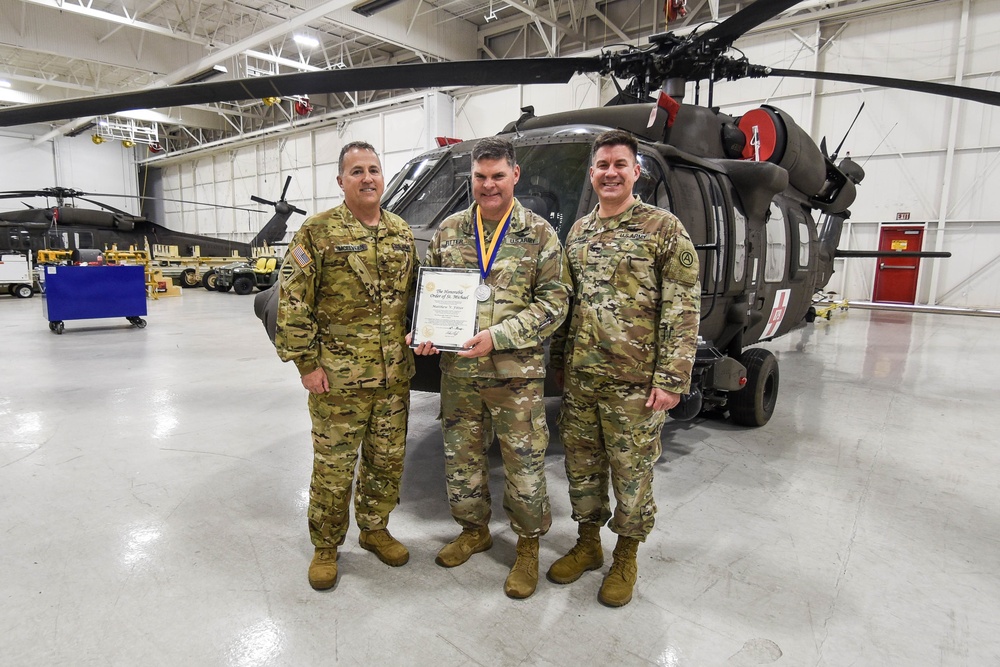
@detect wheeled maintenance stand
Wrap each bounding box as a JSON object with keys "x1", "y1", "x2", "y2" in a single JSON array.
[{"x1": 42, "y1": 265, "x2": 148, "y2": 334}]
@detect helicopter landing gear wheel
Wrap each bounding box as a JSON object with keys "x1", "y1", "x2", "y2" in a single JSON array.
[
  {"x1": 233, "y1": 276, "x2": 254, "y2": 295},
  {"x1": 201, "y1": 270, "x2": 218, "y2": 291},
  {"x1": 180, "y1": 269, "x2": 199, "y2": 288},
  {"x1": 730, "y1": 348, "x2": 779, "y2": 427}
]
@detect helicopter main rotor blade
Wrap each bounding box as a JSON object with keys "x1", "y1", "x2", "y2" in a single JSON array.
[
  {"x1": 0, "y1": 58, "x2": 602, "y2": 128},
  {"x1": 77, "y1": 196, "x2": 136, "y2": 217},
  {"x1": 694, "y1": 0, "x2": 803, "y2": 49},
  {"x1": 280, "y1": 175, "x2": 292, "y2": 202},
  {"x1": 769, "y1": 68, "x2": 1000, "y2": 107}
]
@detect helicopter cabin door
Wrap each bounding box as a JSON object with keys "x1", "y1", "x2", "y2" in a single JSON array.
[{"x1": 872, "y1": 225, "x2": 924, "y2": 304}]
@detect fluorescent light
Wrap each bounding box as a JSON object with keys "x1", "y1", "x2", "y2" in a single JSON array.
[
  {"x1": 293, "y1": 34, "x2": 319, "y2": 49},
  {"x1": 0, "y1": 80, "x2": 11, "y2": 88},
  {"x1": 178, "y1": 65, "x2": 228, "y2": 84},
  {"x1": 352, "y1": 0, "x2": 405, "y2": 17}
]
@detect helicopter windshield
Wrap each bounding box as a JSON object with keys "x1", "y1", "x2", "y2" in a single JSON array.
[{"x1": 386, "y1": 141, "x2": 592, "y2": 238}]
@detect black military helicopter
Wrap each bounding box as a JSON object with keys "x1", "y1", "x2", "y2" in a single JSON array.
[
  {"x1": 1, "y1": 0, "x2": 994, "y2": 425},
  {"x1": 0, "y1": 178, "x2": 305, "y2": 275}
]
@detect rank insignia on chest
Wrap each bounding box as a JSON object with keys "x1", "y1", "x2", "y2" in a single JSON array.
[
  {"x1": 291, "y1": 244, "x2": 313, "y2": 268},
  {"x1": 335, "y1": 244, "x2": 368, "y2": 252}
]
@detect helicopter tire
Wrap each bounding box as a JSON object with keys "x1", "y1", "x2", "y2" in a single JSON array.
[
  {"x1": 216, "y1": 284, "x2": 232, "y2": 293},
  {"x1": 233, "y1": 276, "x2": 254, "y2": 295},
  {"x1": 13, "y1": 283, "x2": 33, "y2": 298},
  {"x1": 180, "y1": 269, "x2": 199, "y2": 288},
  {"x1": 730, "y1": 348, "x2": 779, "y2": 427},
  {"x1": 201, "y1": 270, "x2": 218, "y2": 291}
]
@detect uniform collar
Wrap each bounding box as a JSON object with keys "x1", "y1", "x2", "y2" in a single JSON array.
[
  {"x1": 460, "y1": 199, "x2": 530, "y2": 236},
  {"x1": 588, "y1": 196, "x2": 641, "y2": 231},
  {"x1": 340, "y1": 202, "x2": 385, "y2": 236}
]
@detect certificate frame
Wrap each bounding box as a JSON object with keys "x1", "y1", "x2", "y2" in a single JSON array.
[{"x1": 410, "y1": 266, "x2": 480, "y2": 352}]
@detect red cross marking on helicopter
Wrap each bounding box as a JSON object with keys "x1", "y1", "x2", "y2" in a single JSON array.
[{"x1": 763, "y1": 288, "x2": 791, "y2": 338}]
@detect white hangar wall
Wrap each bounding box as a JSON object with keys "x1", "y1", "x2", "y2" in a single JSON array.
[
  {"x1": 151, "y1": 0, "x2": 998, "y2": 308},
  {"x1": 0, "y1": 135, "x2": 140, "y2": 216}
]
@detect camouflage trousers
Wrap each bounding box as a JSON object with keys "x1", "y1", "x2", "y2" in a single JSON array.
[
  {"x1": 440, "y1": 374, "x2": 551, "y2": 538},
  {"x1": 306, "y1": 381, "x2": 410, "y2": 547},
  {"x1": 558, "y1": 369, "x2": 665, "y2": 541}
]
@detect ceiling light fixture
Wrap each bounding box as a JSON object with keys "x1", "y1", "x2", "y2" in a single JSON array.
[
  {"x1": 0, "y1": 80, "x2": 11, "y2": 88},
  {"x1": 351, "y1": 0, "x2": 405, "y2": 17},
  {"x1": 177, "y1": 65, "x2": 228, "y2": 84},
  {"x1": 293, "y1": 34, "x2": 320, "y2": 49}
]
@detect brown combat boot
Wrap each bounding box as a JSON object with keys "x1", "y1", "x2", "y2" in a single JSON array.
[
  {"x1": 435, "y1": 526, "x2": 493, "y2": 567},
  {"x1": 598, "y1": 536, "x2": 640, "y2": 607},
  {"x1": 546, "y1": 522, "x2": 603, "y2": 584},
  {"x1": 504, "y1": 536, "x2": 539, "y2": 599},
  {"x1": 359, "y1": 529, "x2": 410, "y2": 566},
  {"x1": 308, "y1": 547, "x2": 338, "y2": 590}
]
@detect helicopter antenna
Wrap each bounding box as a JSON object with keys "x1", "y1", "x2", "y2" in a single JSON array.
[
  {"x1": 831, "y1": 102, "x2": 865, "y2": 162},
  {"x1": 860, "y1": 121, "x2": 897, "y2": 169}
]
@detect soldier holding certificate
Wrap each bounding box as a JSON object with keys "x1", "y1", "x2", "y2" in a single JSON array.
[{"x1": 413, "y1": 136, "x2": 571, "y2": 599}]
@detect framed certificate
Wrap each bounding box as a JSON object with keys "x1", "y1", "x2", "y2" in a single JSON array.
[{"x1": 410, "y1": 266, "x2": 480, "y2": 351}]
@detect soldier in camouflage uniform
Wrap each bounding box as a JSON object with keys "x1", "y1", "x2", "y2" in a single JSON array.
[
  {"x1": 412, "y1": 137, "x2": 570, "y2": 599},
  {"x1": 548, "y1": 129, "x2": 701, "y2": 607},
  {"x1": 275, "y1": 141, "x2": 417, "y2": 591}
]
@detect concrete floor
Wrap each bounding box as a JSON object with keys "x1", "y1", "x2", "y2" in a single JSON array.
[{"x1": 2, "y1": 288, "x2": 998, "y2": 666}]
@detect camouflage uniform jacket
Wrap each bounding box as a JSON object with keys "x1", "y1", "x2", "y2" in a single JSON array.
[
  {"x1": 425, "y1": 199, "x2": 571, "y2": 379},
  {"x1": 275, "y1": 203, "x2": 417, "y2": 388},
  {"x1": 550, "y1": 197, "x2": 701, "y2": 394}
]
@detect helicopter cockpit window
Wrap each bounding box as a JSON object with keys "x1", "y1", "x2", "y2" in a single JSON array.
[
  {"x1": 635, "y1": 154, "x2": 671, "y2": 210},
  {"x1": 798, "y1": 219, "x2": 812, "y2": 268},
  {"x1": 514, "y1": 142, "x2": 591, "y2": 239},
  {"x1": 708, "y1": 175, "x2": 727, "y2": 289},
  {"x1": 733, "y1": 208, "x2": 747, "y2": 283},
  {"x1": 382, "y1": 154, "x2": 442, "y2": 212},
  {"x1": 390, "y1": 153, "x2": 470, "y2": 230},
  {"x1": 668, "y1": 168, "x2": 716, "y2": 295},
  {"x1": 765, "y1": 203, "x2": 787, "y2": 283}
]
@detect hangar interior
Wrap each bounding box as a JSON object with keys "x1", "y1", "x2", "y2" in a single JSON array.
[{"x1": 2, "y1": 0, "x2": 999, "y2": 664}]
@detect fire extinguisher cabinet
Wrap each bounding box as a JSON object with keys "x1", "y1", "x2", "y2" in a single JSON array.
[{"x1": 42, "y1": 265, "x2": 148, "y2": 334}]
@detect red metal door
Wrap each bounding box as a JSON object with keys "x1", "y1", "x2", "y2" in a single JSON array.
[{"x1": 872, "y1": 226, "x2": 923, "y2": 304}]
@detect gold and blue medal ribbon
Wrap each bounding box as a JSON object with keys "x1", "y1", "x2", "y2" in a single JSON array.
[{"x1": 475, "y1": 199, "x2": 516, "y2": 282}]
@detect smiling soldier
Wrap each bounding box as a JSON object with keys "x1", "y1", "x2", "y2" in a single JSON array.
[
  {"x1": 548, "y1": 129, "x2": 701, "y2": 607},
  {"x1": 413, "y1": 136, "x2": 570, "y2": 599},
  {"x1": 274, "y1": 141, "x2": 418, "y2": 591}
]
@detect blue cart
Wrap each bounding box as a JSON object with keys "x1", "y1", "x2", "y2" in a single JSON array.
[{"x1": 42, "y1": 265, "x2": 148, "y2": 334}]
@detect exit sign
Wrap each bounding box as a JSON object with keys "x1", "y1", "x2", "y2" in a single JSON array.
[{"x1": 896, "y1": 212, "x2": 911, "y2": 220}]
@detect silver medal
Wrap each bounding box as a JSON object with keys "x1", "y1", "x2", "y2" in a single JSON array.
[{"x1": 474, "y1": 283, "x2": 492, "y2": 302}]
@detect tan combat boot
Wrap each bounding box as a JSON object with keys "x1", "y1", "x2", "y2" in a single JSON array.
[
  {"x1": 504, "y1": 536, "x2": 539, "y2": 599},
  {"x1": 359, "y1": 528, "x2": 410, "y2": 566},
  {"x1": 308, "y1": 547, "x2": 338, "y2": 590},
  {"x1": 546, "y1": 522, "x2": 603, "y2": 584},
  {"x1": 435, "y1": 526, "x2": 493, "y2": 567},
  {"x1": 598, "y1": 536, "x2": 640, "y2": 607}
]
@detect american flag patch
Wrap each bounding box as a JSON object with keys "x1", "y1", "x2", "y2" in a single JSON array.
[{"x1": 291, "y1": 244, "x2": 312, "y2": 268}]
